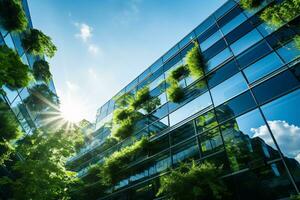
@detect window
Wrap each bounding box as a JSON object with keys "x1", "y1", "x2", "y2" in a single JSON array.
[
  {"x1": 172, "y1": 139, "x2": 199, "y2": 164},
  {"x1": 216, "y1": 91, "x2": 256, "y2": 123},
  {"x1": 221, "y1": 13, "x2": 247, "y2": 35},
  {"x1": 230, "y1": 29, "x2": 263, "y2": 56},
  {"x1": 194, "y1": 15, "x2": 216, "y2": 37},
  {"x1": 196, "y1": 110, "x2": 218, "y2": 134},
  {"x1": 244, "y1": 52, "x2": 284, "y2": 83},
  {"x1": 211, "y1": 72, "x2": 248, "y2": 106},
  {"x1": 200, "y1": 30, "x2": 223, "y2": 51},
  {"x1": 170, "y1": 122, "x2": 195, "y2": 145},
  {"x1": 261, "y1": 89, "x2": 300, "y2": 184},
  {"x1": 214, "y1": 0, "x2": 236, "y2": 19},
  {"x1": 163, "y1": 45, "x2": 180, "y2": 62},
  {"x1": 257, "y1": 23, "x2": 277, "y2": 37},
  {"x1": 276, "y1": 40, "x2": 300, "y2": 63},
  {"x1": 149, "y1": 74, "x2": 164, "y2": 91},
  {"x1": 4, "y1": 33, "x2": 15, "y2": 50},
  {"x1": 150, "y1": 58, "x2": 163, "y2": 73},
  {"x1": 207, "y1": 59, "x2": 239, "y2": 88},
  {"x1": 179, "y1": 31, "x2": 196, "y2": 48},
  {"x1": 169, "y1": 92, "x2": 212, "y2": 126},
  {"x1": 199, "y1": 127, "x2": 223, "y2": 156},
  {"x1": 206, "y1": 48, "x2": 233, "y2": 72},
  {"x1": 252, "y1": 70, "x2": 300, "y2": 105}
]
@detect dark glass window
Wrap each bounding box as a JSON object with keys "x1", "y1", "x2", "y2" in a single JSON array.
[
  {"x1": 163, "y1": 53, "x2": 182, "y2": 72},
  {"x1": 138, "y1": 69, "x2": 151, "y2": 83},
  {"x1": 150, "y1": 58, "x2": 163, "y2": 73},
  {"x1": 11, "y1": 32, "x2": 24, "y2": 56},
  {"x1": 199, "y1": 127, "x2": 224, "y2": 156},
  {"x1": 196, "y1": 110, "x2": 218, "y2": 134},
  {"x1": 252, "y1": 70, "x2": 300, "y2": 105},
  {"x1": 149, "y1": 135, "x2": 169, "y2": 156},
  {"x1": 179, "y1": 31, "x2": 196, "y2": 48},
  {"x1": 202, "y1": 39, "x2": 227, "y2": 61},
  {"x1": 163, "y1": 45, "x2": 180, "y2": 62},
  {"x1": 218, "y1": 5, "x2": 242, "y2": 27},
  {"x1": 150, "y1": 103, "x2": 168, "y2": 120},
  {"x1": 194, "y1": 15, "x2": 216, "y2": 37},
  {"x1": 205, "y1": 47, "x2": 233, "y2": 72},
  {"x1": 170, "y1": 122, "x2": 195, "y2": 145},
  {"x1": 172, "y1": 138, "x2": 199, "y2": 164},
  {"x1": 236, "y1": 40, "x2": 272, "y2": 69},
  {"x1": 225, "y1": 20, "x2": 254, "y2": 45},
  {"x1": 216, "y1": 91, "x2": 256, "y2": 123},
  {"x1": 276, "y1": 40, "x2": 300, "y2": 63},
  {"x1": 220, "y1": 12, "x2": 247, "y2": 36},
  {"x1": 211, "y1": 72, "x2": 248, "y2": 106},
  {"x1": 265, "y1": 26, "x2": 296, "y2": 49},
  {"x1": 199, "y1": 30, "x2": 223, "y2": 51},
  {"x1": 148, "y1": 116, "x2": 169, "y2": 136},
  {"x1": 207, "y1": 59, "x2": 239, "y2": 88},
  {"x1": 197, "y1": 24, "x2": 219, "y2": 43},
  {"x1": 214, "y1": 0, "x2": 236, "y2": 19},
  {"x1": 244, "y1": 52, "x2": 284, "y2": 83}
]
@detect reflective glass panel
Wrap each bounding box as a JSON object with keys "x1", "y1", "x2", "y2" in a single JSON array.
[
  {"x1": 244, "y1": 52, "x2": 284, "y2": 83},
  {"x1": 211, "y1": 72, "x2": 248, "y2": 106},
  {"x1": 230, "y1": 29, "x2": 263, "y2": 56},
  {"x1": 199, "y1": 127, "x2": 224, "y2": 156},
  {"x1": 172, "y1": 138, "x2": 199, "y2": 164},
  {"x1": 221, "y1": 13, "x2": 247, "y2": 35},
  {"x1": 206, "y1": 48, "x2": 233, "y2": 72},
  {"x1": 169, "y1": 92, "x2": 212, "y2": 126},
  {"x1": 276, "y1": 40, "x2": 300, "y2": 63},
  {"x1": 196, "y1": 110, "x2": 218, "y2": 134},
  {"x1": 200, "y1": 30, "x2": 223, "y2": 51},
  {"x1": 170, "y1": 122, "x2": 195, "y2": 145}
]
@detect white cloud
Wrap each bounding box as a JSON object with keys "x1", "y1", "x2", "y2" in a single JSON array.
[
  {"x1": 251, "y1": 120, "x2": 300, "y2": 163},
  {"x1": 88, "y1": 44, "x2": 100, "y2": 55},
  {"x1": 75, "y1": 23, "x2": 92, "y2": 42},
  {"x1": 88, "y1": 68, "x2": 98, "y2": 79},
  {"x1": 114, "y1": 0, "x2": 142, "y2": 25}
]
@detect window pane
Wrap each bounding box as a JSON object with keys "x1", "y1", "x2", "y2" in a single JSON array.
[
  {"x1": 172, "y1": 139, "x2": 199, "y2": 164},
  {"x1": 206, "y1": 48, "x2": 233, "y2": 72},
  {"x1": 261, "y1": 89, "x2": 300, "y2": 187},
  {"x1": 252, "y1": 70, "x2": 300, "y2": 105},
  {"x1": 200, "y1": 30, "x2": 223, "y2": 51},
  {"x1": 257, "y1": 23, "x2": 277, "y2": 37},
  {"x1": 216, "y1": 91, "x2": 256, "y2": 123},
  {"x1": 221, "y1": 13, "x2": 247, "y2": 35},
  {"x1": 163, "y1": 45, "x2": 180, "y2": 62},
  {"x1": 169, "y1": 92, "x2": 212, "y2": 126},
  {"x1": 199, "y1": 127, "x2": 224, "y2": 156},
  {"x1": 244, "y1": 52, "x2": 284, "y2": 83},
  {"x1": 170, "y1": 122, "x2": 195, "y2": 145},
  {"x1": 211, "y1": 72, "x2": 248, "y2": 106},
  {"x1": 196, "y1": 110, "x2": 218, "y2": 134},
  {"x1": 276, "y1": 40, "x2": 300, "y2": 63},
  {"x1": 230, "y1": 29, "x2": 263, "y2": 56}
]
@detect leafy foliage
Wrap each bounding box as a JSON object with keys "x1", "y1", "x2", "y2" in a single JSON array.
[
  {"x1": 294, "y1": 35, "x2": 300, "y2": 50},
  {"x1": 0, "y1": 128, "x2": 83, "y2": 199},
  {"x1": 260, "y1": 0, "x2": 300, "y2": 27},
  {"x1": 166, "y1": 84, "x2": 185, "y2": 103},
  {"x1": 33, "y1": 60, "x2": 52, "y2": 83},
  {"x1": 130, "y1": 87, "x2": 161, "y2": 113},
  {"x1": 0, "y1": 100, "x2": 23, "y2": 165},
  {"x1": 22, "y1": 28, "x2": 57, "y2": 57},
  {"x1": 100, "y1": 137, "x2": 149, "y2": 186},
  {"x1": 186, "y1": 41, "x2": 205, "y2": 79},
  {"x1": 168, "y1": 65, "x2": 189, "y2": 83},
  {"x1": 0, "y1": 0, "x2": 28, "y2": 32},
  {"x1": 0, "y1": 45, "x2": 32, "y2": 90},
  {"x1": 23, "y1": 84, "x2": 59, "y2": 112},
  {"x1": 157, "y1": 161, "x2": 228, "y2": 200},
  {"x1": 240, "y1": 0, "x2": 263, "y2": 9}
]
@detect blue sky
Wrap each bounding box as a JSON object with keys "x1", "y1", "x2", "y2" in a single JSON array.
[{"x1": 27, "y1": 0, "x2": 226, "y2": 122}]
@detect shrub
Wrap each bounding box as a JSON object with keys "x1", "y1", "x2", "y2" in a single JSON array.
[
  {"x1": 23, "y1": 84, "x2": 59, "y2": 112},
  {"x1": 113, "y1": 108, "x2": 132, "y2": 122},
  {"x1": 260, "y1": 0, "x2": 300, "y2": 27},
  {"x1": 291, "y1": 194, "x2": 300, "y2": 200},
  {"x1": 22, "y1": 28, "x2": 57, "y2": 57},
  {"x1": 0, "y1": 0, "x2": 28, "y2": 32},
  {"x1": 294, "y1": 35, "x2": 300, "y2": 50},
  {"x1": 33, "y1": 60, "x2": 52, "y2": 83},
  {"x1": 0, "y1": 141, "x2": 14, "y2": 166},
  {"x1": 167, "y1": 84, "x2": 185, "y2": 103},
  {"x1": 100, "y1": 137, "x2": 149, "y2": 186},
  {"x1": 240, "y1": 0, "x2": 263, "y2": 9},
  {"x1": 186, "y1": 41, "x2": 205, "y2": 79},
  {"x1": 130, "y1": 87, "x2": 151, "y2": 110},
  {"x1": 169, "y1": 65, "x2": 189, "y2": 82},
  {"x1": 157, "y1": 161, "x2": 228, "y2": 200},
  {"x1": 112, "y1": 118, "x2": 135, "y2": 140},
  {"x1": 0, "y1": 45, "x2": 32, "y2": 90}
]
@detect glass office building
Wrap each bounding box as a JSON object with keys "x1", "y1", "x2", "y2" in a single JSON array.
[
  {"x1": 0, "y1": 0, "x2": 57, "y2": 135},
  {"x1": 68, "y1": 0, "x2": 300, "y2": 199}
]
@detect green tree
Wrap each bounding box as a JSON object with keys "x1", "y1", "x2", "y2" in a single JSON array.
[
  {"x1": 33, "y1": 60, "x2": 52, "y2": 83},
  {"x1": 23, "y1": 84, "x2": 59, "y2": 112},
  {"x1": 0, "y1": 128, "x2": 83, "y2": 200},
  {"x1": 291, "y1": 194, "x2": 300, "y2": 200},
  {"x1": 130, "y1": 87, "x2": 161, "y2": 113},
  {"x1": 157, "y1": 161, "x2": 228, "y2": 200},
  {"x1": 186, "y1": 41, "x2": 205, "y2": 79},
  {"x1": 0, "y1": 100, "x2": 23, "y2": 165},
  {"x1": 240, "y1": 0, "x2": 263, "y2": 9},
  {"x1": 0, "y1": 0, "x2": 28, "y2": 32},
  {"x1": 22, "y1": 28, "x2": 57, "y2": 58},
  {"x1": 0, "y1": 45, "x2": 32, "y2": 90},
  {"x1": 166, "y1": 83, "x2": 185, "y2": 103},
  {"x1": 260, "y1": 0, "x2": 300, "y2": 27}
]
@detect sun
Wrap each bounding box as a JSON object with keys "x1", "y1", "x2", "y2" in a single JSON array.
[{"x1": 60, "y1": 100, "x2": 85, "y2": 123}]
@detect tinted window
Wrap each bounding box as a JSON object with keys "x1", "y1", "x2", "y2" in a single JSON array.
[
  {"x1": 172, "y1": 138, "x2": 199, "y2": 164},
  {"x1": 244, "y1": 52, "x2": 284, "y2": 83},
  {"x1": 203, "y1": 39, "x2": 227, "y2": 60},
  {"x1": 169, "y1": 92, "x2": 212, "y2": 126},
  {"x1": 206, "y1": 48, "x2": 233, "y2": 72},
  {"x1": 230, "y1": 29, "x2": 263, "y2": 56},
  {"x1": 170, "y1": 122, "x2": 195, "y2": 145},
  {"x1": 194, "y1": 15, "x2": 216, "y2": 37},
  {"x1": 200, "y1": 30, "x2": 223, "y2": 51},
  {"x1": 276, "y1": 40, "x2": 300, "y2": 63},
  {"x1": 163, "y1": 45, "x2": 180, "y2": 62},
  {"x1": 211, "y1": 72, "x2": 248, "y2": 106},
  {"x1": 252, "y1": 70, "x2": 300, "y2": 105},
  {"x1": 225, "y1": 21, "x2": 253, "y2": 45},
  {"x1": 196, "y1": 110, "x2": 218, "y2": 134},
  {"x1": 199, "y1": 127, "x2": 224, "y2": 156},
  {"x1": 216, "y1": 91, "x2": 256, "y2": 123},
  {"x1": 221, "y1": 13, "x2": 247, "y2": 35}
]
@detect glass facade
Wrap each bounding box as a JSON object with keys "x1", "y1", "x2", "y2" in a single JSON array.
[
  {"x1": 0, "y1": 0, "x2": 57, "y2": 135},
  {"x1": 69, "y1": 0, "x2": 300, "y2": 199}
]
